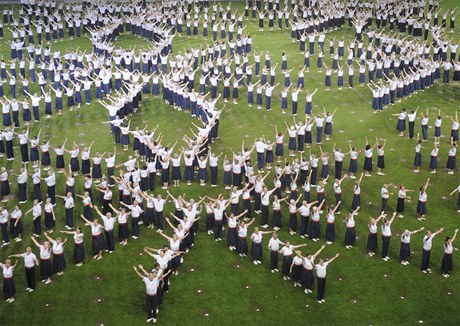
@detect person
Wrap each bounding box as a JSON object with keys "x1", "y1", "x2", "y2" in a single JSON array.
[
  {"x1": 25, "y1": 199, "x2": 43, "y2": 236},
  {"x1": 94, "y1": 205, "x2": 117, "y2": 253},
  {"x1": 279, "y1": 241, "x2": 307, "y2": 280},
  {"x1": 363, "y1": 137, "x2": 375, "y2": 177},
  {"x1": 413, "y1": 135, "x2": 422, "y2": 173},
  {"x1": 156, "y1": 230, "x2": 184, "y2": 275},
  {"x1": 381, "y1": 212, "x2": 397, "y2": 261},
  {"x1": 237, "y1": 218, "x2": 256, "y2": 257},
  {"x1": 441, "y1": 229, "x2": 459, "y2": 278},
  {"x1": 9, "y1": 205, "x2": 23, "y2": 242},
  {"x1": 80, "y1": 215, "x2": 105, "y2": 260},
  {"x1": 60, "y1": 227, "x2": 85, "y2": 267},
  {"x1": 421, "y1": 228, "x2": 444, "y2": 273},
  {"x1": 446, "y1": 139, "x2": 457, "y2": 175},
  {"x1": 315, "y1": 253, "x2": 339, "y2": 303},
  {"x1": 290, "y1": 250, "x2": 304, "y2": 288},
  {"x1": 30, "y1": 236, "x2": 52, "y2": 284},
  {"x1": 301, "y1": 244, "x2": 326, "y2": 294},
  {"x1": 268, "y1": 232, "x2": 284, "y2": 273},
  {"x1": 250, "y1": 227, "x2": 274, "y2": 265},
  {"x1": 310, "y1": 199, "x2": 326, "y2": 242},
  {"x1": 57, "y1": 191, "x2": 75, "y2": 230},
  {"x1": 367, "y1": 212, "x2": 385, "y2": 257},
  {"x1": 399, "y1": 227, "x2": 424, "y2": 265},
  {"x1": 344, "y1": 207, "x2": 360, "y2": 249},
  {"x1": 133, "y1": 265, "x2": 167, "y2": 323},
  {"x1": 8, "y1": 246, "x2": 38, "y2": 292},
  {"x1": 325, "y1": 201, "x2": 341, "y2": 244},
  {"x1": 43, "y1": 232, "x2": 67, "y2": 275},
  {"x1": 417, "y1": 178, "x2": 430, "y2": 221},
  {"x1": 0, "y1": 259, "x2": 18, "y2": 303},
  {"x1": 109, "y1": 204, "x2": 131, "y2": 246}
]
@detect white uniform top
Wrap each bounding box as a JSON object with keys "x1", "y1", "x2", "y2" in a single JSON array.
[
  {"x1": 381, "y1": 224, "x2": 391, "y2": 237},
  {"x1": 51, "y1": 241, "x2": 64, "y2": 255},
  {"x1": 2, "y1": 265, "x2": 14, "y2": 278},
  {"x1": 315, "y1": 261, "x2": 329, "y2": 278},
  {"x1": 444, "y1": 243, "x2": 453, "y2": 254},
  {"x1": 268, "y1": 237, "x2": 281, "y2": 251},
  {"x1": 422, "y1": 234, "x2": 437, "y2": 251},
  {"x1": 251, "y1": 232, "x2": 262, "y2": 243},
  {"x1": 101, "y1": 215, "x2": 117, "y2": 231},
  {"x1": 21, "y1": 252, "x2": 38, "y2": 268},
  {"x1": 73, "y1": 232, "x2": 84, "y2": 244},
  {"x1": 281, "y1": 245, "x2": 294, "y2": 256},
  {"x1": 144, "y1": 276, "x2": 159, "y2": 296}
]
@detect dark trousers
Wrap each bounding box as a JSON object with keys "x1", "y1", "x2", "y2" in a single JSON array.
[
  {"x1": 299, "y1": 216, "x2": 309, "y2": 235},
  {"x1": 34, "y1": 183, "x2": 42, "y2": 202},
  {"x1": 25, "y1": 266, "x2": 36, "y2": 289},
  {"x1": 47, "y1": 185, "x2": 56, "y2": 204},
  {"x1": 317, "y1": 277, "x2": 326, "y2": 300},
  {"x1": 146, "y1": 294, "x2": 157, "y2": 319},
  {"x1": 270, "y1": 250, "x2": 279, "y2": 270},
  {"x1": 18, "y1": 182, "x2": 27, "y2": 202},
  {"x1": 382, "y1": 236, "x2": 390, "y2": 258},
  {"x1": 0, "y1": 222, "x2": 9, "y2": 243},
  {"x1": 132, "y1": 218, "x2": 140, "y2": 237},
  {"x1": 421, "y1": 249, "x2": 431, "y2": 270},
  {"x1": 261, "y1": 205, "x2": 269, "y2": 225},
  {"x1": 154, "y1": 211, "x2": 164, "y2": 230},
  {"x1": 65, "y1": 208, "x2": 74, "y2": 228},
  {"x1": 381, "y1": 198, "x2": 388, "y2": 212},
  {"x1": 33, "y1": 216, "x2": 41, "y2": 235},
  {"x1": 214, "y1": 220, "x2": 223, "y2": 239},
  {"x1": 409, "y1": 121, "x2": 415, "y2": 139},
  {"x1": 210, "y1": 166, "x2": 218, "y2": 185},
  {"x1": 105, "y1": 230, "x2": 115, "y2": 251},
  {"x1": 254, "y1": 192, "x2": 261, "y2": 211}
]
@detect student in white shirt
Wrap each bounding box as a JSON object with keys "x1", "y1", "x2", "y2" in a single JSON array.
[
  {"x1": 315, "y1": 253, "x2": 339, "y2": 303},
  {"x1": 80, "y1": 215, "x2": 105, "y2": 261},
  {"x1": 94, "y1": 205, "x2": 117, "y2": 253},
  {"x1": 133, "y1": 266, "x2": 164, "y2": 323},
  {"x1": 60, "y1": 227, "x2": 85, "y2": 267},
  {"x1": 8, "y1": 246, "x2": 38, "y2": 291},
  {"x1": 250, "y1": 227, "x2": 274, "y2": 265},
  {"x1": 381, "y1": 212, "x2": 397, "y2": 261},
  {"x1": 441, "y1": 229, "x2": 459, "y2": 277},
  {"x1": 56, "y1": 192, "x2": 74, "y2": 229},
  {"x1": 279, "y1": 241, "x2": 307, "y2": 280},
  {"x1": 44, "y1": 232, "x2": 67, "y2": 275},
  {"x1": 399, "y1": 227, "x2": 424, "y2": 265},
  {"x1": 0, "y1": 259, "x2": 18, "y2": 302}
]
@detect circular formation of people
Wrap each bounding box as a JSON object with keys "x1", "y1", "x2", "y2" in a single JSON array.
[{"x1": 0, "y1": 0, "x2": 459, "y2": 323}]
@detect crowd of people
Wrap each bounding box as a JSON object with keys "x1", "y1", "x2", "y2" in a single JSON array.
[{"x1": 0, "y1": 0, "x2": 458, "y2": 323}]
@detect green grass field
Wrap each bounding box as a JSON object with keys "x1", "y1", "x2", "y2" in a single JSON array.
[{"x1": 0, "y1": 1, "x2": 459, "y2": 325}]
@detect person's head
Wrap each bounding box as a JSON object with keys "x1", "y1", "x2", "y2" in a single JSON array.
[{"x1": 25, "y1": 246, "x2": 32, "y2": 254}]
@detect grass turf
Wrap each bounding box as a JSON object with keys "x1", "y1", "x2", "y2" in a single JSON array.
[{"x1": 0, "y1": 1, "x2": 459, "y2": 325}]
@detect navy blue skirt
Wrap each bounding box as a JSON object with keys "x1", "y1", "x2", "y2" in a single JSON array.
[
  {"x1": 56, "y1": 155, "x2": 64, "y2": 169},
  {"x1": 377, "y1": 155, "x2": 385, "y2": 169},
  {"x1": 288, "y1": 137, "x2": 296, "y2": 150},
  {"x1": 414, "y1": 152, "x2": 422, "y2": 167},
  {"x1": 364, "y1": 157, "x2": 372, "y2": 171},
  {"x1": 275, "y1": 143, "x2": 284, "y2": 156},
  {"x1": 172, "y1": 166, "x2": 181, "y2": 180},
  {"x1": 397, "y1": 119, "x2": 406, "y2": 132}
]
